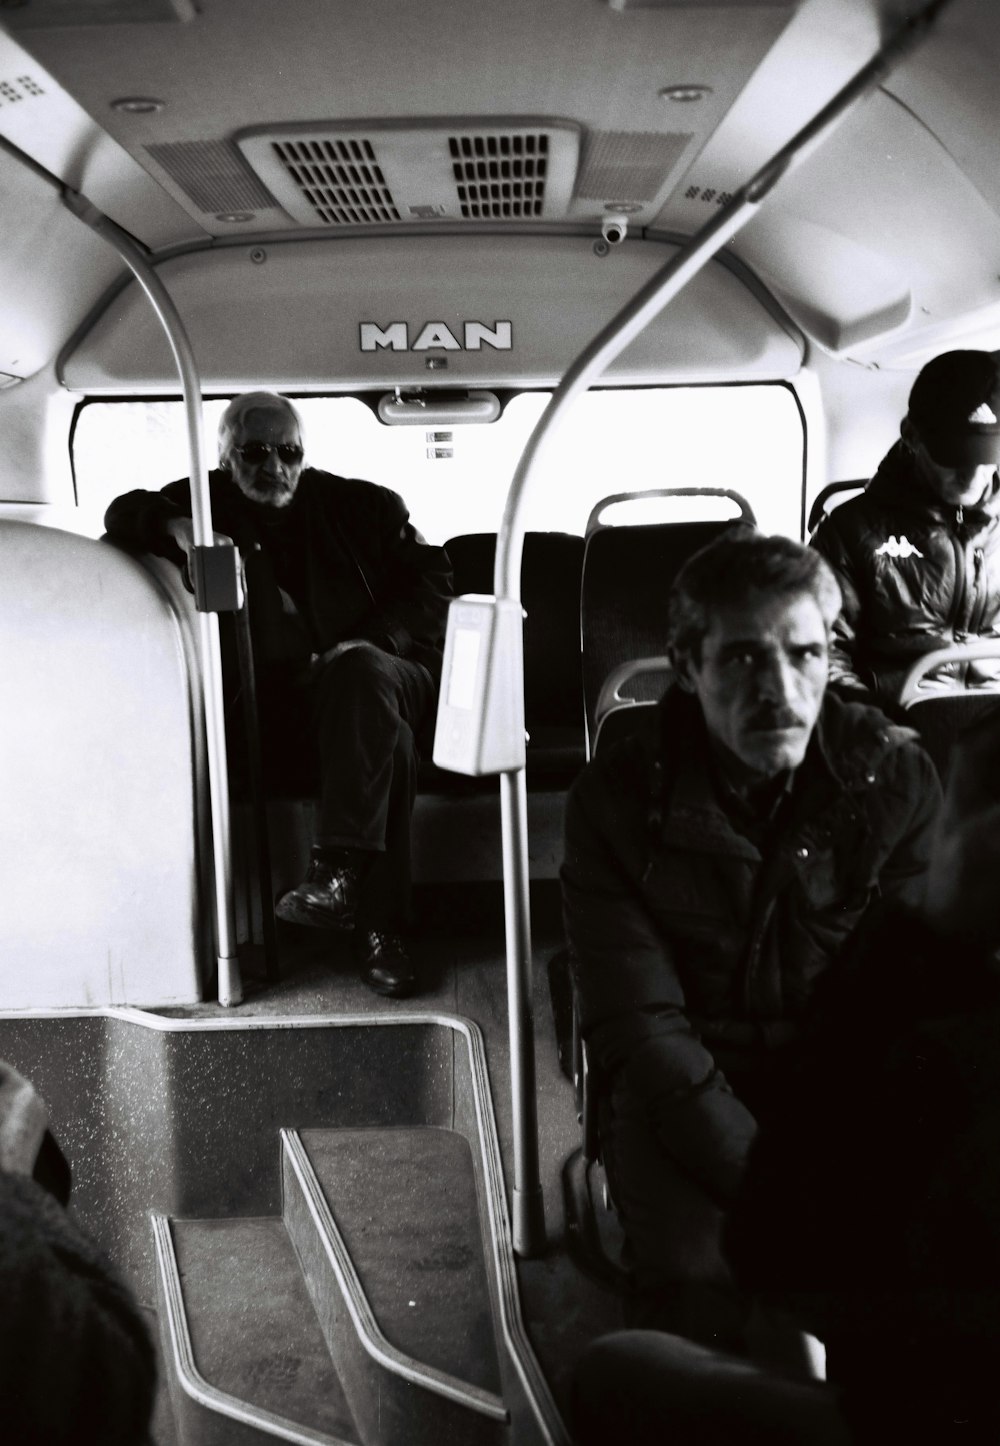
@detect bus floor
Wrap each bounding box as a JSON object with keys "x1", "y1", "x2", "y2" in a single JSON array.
[{"x1": 146, "y1": 878, "x2": 625, "y2": 1444}]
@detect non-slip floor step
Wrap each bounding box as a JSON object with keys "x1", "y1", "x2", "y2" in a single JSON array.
[
  {"x1": 171, "y1": 1216, "x2": 360, "y2": 1442},
  {"x1": 299, "y1": 1125, "x2": 503, "y2": 1396}
]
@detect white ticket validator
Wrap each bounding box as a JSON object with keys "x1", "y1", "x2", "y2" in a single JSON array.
[{"x1": 433, "y1": 595, "x2": 527, "y2": 775}]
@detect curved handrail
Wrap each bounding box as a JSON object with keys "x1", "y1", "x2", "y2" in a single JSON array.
[
  {"x1": 585, "y1": 487, "x2": 755, "y2": 539},
  {"x1": 806, "y1": 478, "x2": 866, "y2": 535},
  {"x1": 897, "y1": 640, "x2": 1000, "y2": 708},
  {"x1": 62, "y1": 190, "x2": 242, "y2": 1006},
  {"x1": 594, "y1": 656, "x2": 673, "y2": 733}
]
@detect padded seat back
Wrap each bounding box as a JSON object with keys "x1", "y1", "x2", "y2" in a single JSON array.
[
  {"x1": 903, "y1": 693, "x2": 1000, "y2": 780},
  {"x1": 898, "y1": 643, "x2": 1000, "y2": 779},
  {"x1": 0, "y1": 518, "x2": 207, "y2": 1006},
  {"x1": 582, "y1": 508, "x2": 751, "y2": 752}
]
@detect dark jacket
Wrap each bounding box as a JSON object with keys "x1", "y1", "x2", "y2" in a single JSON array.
[
  {"x1": 561, "y1": 687, "x2": 941, "y2": 1203},
  {"x1": 104, "y1": 469, "x2": 453, "y2": 681},
  {"x1": 727, "y1": 906, "x2": 1000, "y2": 1441},
  {"x1": 811, "y1": 442, "x2": 1000, "y2": 703}
]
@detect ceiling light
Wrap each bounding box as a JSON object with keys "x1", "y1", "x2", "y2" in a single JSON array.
[
  {"x1": 216, "y1": 212, "x2": 255, "y2": 223},
  {"x1": 659, "y1": 85, "x2": 712, "y2": 103},
  {"x1": 111, "y1": 97, "x2": 164, "y2": 114}
]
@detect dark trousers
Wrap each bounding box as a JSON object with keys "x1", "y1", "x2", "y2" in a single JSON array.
[
  {"x1": 253, "y1": 644, "x2": 437, "y2": 929},
  {"x1": 604, "y1": 1076, "x2": 749, "y2": 1349},
  {"x1": 571, "y1": 1332, "x2": 846, "y2": 1446}
]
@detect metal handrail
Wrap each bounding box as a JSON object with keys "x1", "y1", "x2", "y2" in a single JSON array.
[
  {"x1": 491, "y1": 0, "x2": 953, "y2": 1258},
  {"x1": 63, "y1": 191, "x2": 243, "y2": 1007},
  {"x1": 898, "y1": 641, "x2": 1000, "y2": 708},
  {"x1": 594, "y1": 656, "x2": 674, "y2": 732},
  {"x1": 585, "y1": 487, "x2": 756, "y2": 540}
]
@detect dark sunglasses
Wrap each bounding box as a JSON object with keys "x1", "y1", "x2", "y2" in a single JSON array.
[{"x1": 235, "y1": 441, "x2": 304, "y2": 465}]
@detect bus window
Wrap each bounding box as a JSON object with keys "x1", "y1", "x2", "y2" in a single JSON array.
[{"x1": 73, "y1": 383, "x2": 803, "y2": 543}]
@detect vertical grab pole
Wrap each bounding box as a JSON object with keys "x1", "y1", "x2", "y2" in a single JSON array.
[
  {"x1": 63, "y1": 191, "x2": 243, "y2": 1006},
  {"x1": 493, "y1": 0, "x2": 950, "y2": 1257}
]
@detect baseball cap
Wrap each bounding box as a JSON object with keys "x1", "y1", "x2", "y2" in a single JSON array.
[{"x1": 907, "y1": 350, "x2": 1000, "y2": 468}]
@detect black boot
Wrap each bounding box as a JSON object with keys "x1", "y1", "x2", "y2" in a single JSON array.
[
  {"x1": 275, "y1": 847, "x2": 366, "y2": 931},
  {"x1": 353, "y1": 929, "x2": 417, "y2": 998}
]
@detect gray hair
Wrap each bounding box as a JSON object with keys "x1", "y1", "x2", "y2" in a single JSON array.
[
  {"x1": 217, "y1": 392, "x2": 304, "y2": 467},
  {"x1": 667, "y1": 527, "x2": 842, "y2": 664}
]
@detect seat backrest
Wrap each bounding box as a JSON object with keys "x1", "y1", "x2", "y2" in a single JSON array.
[
  {"x1": 898, "y1": 642, "x2": 1000, "y2": 778},
  {"x1": 0, "y1": 518, "x2": 208, "y2": 1007},
  {"x1": 581, "y1": 515, "x2": 746, "y2": 752},
  {"x1": 444, "y1": 530, "x2": 585, "y2": 734},
  {"x1": 904, "y1": 693, "x2": 1000, "y2": 779},
  {"x1": 581, "y1": 489, "x2": 755, "y2": 754}
]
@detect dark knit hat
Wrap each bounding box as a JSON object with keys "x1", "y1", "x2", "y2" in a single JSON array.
[{"x1": 907, "y1": 350, "x2": 1000, "y2": 467}]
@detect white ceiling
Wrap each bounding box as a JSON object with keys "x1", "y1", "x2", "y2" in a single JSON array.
[{"x1": 0, "y1": 0, "x2": 998, "y2": 381}]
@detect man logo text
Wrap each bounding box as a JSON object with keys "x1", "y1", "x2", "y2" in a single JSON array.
[{"x1": 360, "y1": 321, "x2": 513, "y2": 352}]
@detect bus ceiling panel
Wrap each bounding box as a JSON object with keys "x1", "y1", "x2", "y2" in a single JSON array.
[
  {"x1": 0, "y1": 149, "x2": 122, "y2": 380},
  {"x1": 654, "y1": 0, "x2": 898, "y2": 236},
  {"x1": 0, "y1": 26, "x2": 208, "y2": 249},
  {"x1": 2, "y1": 0, "x2": 799, "y2": 237},
  {"x1": 732, "y1": 88, "x2": 1000, "y2": 362},
  {"x1": 59, "y1": 234, "x2": 804, "y2": 393},
  {"x1": 883, "y1": 0, "x2": 1000, "y2": 223}
]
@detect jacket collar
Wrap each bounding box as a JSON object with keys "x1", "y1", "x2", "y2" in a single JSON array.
[{"x1": 868, "y1": 440, "x2": 1000, "y2": 528}]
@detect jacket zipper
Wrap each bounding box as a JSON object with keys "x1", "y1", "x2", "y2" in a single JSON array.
[
  {"x1": 742, "y1": 895, "x2": 778, "y2": 1015},
  {"x1": 970, "y1": 546, "x2": 987, "y2": 634},
  {"x1": 946, "y1": 510, "x2": 968, "y2": 640}
]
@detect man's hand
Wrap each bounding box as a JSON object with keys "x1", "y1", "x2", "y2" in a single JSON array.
[
  {"x1": 164, "y1": 516, "x2": 233, "y2": 561},
  {"x1": 0, "y1": 1064, "x2": 48, "y2": 1175},
  {"x1": 310, "y1": 640, "x2": 369, "y2": 670}
]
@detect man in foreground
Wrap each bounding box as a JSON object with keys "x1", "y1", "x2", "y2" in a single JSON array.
[
  {"x1": 573, "y1": 707, "x2": 1000, "y2": 1445},
  {"x1": 562, "y1": 530, "x2": 940, "y2": 1345},
  {"x1": 105, "y1": 392, "x2": 452, "y2": 998}
]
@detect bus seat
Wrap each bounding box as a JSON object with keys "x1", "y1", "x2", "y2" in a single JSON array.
[
  {"x1": 897, "y1": 642, "x2": 1000, "y2": 779},
  {"x1": 0, "y1": 519, "x2": 208, "y2": 1008},
  {"x1": 582, "y1": 490, "x2": 754, "y2": 754},
  {"x1": 592, "y1": 657, "x2": 671, "y2": 756},
  {"x1": 439, "y1": 530, "x2": 586, "y2": 785},
  {"x1": 806, "y1": 478, "x2": 866, "y2": 535}
]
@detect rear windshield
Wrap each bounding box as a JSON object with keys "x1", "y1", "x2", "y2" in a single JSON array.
[{"x1": 73, "y1": 384, "x2": 804, "y2": 542}]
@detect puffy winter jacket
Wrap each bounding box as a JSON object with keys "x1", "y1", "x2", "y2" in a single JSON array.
[
  {"x1": 811, "y1": 442, "x2": 1000, "y2": 703},
  {"x1": 561, "y1": 686, "x2": 940, "y2": 1204}
]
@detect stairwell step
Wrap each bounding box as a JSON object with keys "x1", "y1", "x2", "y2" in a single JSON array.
[
  {"x1": 298, "y1": 1126, "x2": 502, "y2": 1395},
  {"x1": 171, "y1": 1216, "x2": 360, "y2": 1442}
]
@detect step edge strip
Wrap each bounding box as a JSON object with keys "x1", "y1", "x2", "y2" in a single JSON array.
[
  {"x1": 458, "y1": 1016, "x2": 573, "y2": 1446},
  {"x1": 151, "y1": 1211, "x2": 358, "y2": 1446},
  {"x1": 282, "y1": 1128, "x2": 508, "y2": 1422}
]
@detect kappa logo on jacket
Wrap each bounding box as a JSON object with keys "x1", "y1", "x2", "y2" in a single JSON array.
[{"x1": 874, "y1": 535, "x2": 924, "y2": 560}]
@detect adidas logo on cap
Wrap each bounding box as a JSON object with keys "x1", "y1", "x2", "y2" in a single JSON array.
[{"x1": 969, "y1": 402, "x2": 998, "y2": 425}]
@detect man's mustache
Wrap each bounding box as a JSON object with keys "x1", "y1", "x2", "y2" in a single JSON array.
[{"x1": 747, "y1": 708, "x2": 806, "y2": 731}]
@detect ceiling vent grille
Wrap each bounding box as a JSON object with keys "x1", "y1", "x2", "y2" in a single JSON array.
[
  {"x1": 270, "y1": 137, "x2": 401, "y2": 224},
  {"x1": 146, "y1": 140, "x2": 277, "y2": 213},
  {"x1": 236, "y1": 121, "x2": 579, "y2": 226},
  {"x1": 448, "y1": 131, "x2": 548, "y2": 219},
  {"x1": 576, "y1": 130, "x2": 692, "y2": 202}
]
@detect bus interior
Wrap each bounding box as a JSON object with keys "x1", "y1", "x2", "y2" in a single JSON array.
[{"x1": 1, "y1": 0, "x2": 999, "y2": 1441}]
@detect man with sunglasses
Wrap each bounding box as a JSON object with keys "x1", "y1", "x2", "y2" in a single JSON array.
[{"x1": 104, "y1": 391, "x2": 453, "y2": 997}]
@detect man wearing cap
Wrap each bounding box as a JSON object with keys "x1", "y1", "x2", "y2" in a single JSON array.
[
  {"x1": 105, "y1": 392, "x2": 452, "y2": 998},
  {"x1": 811, "y1": 349, "x2": 1000, "y2": 705}
]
